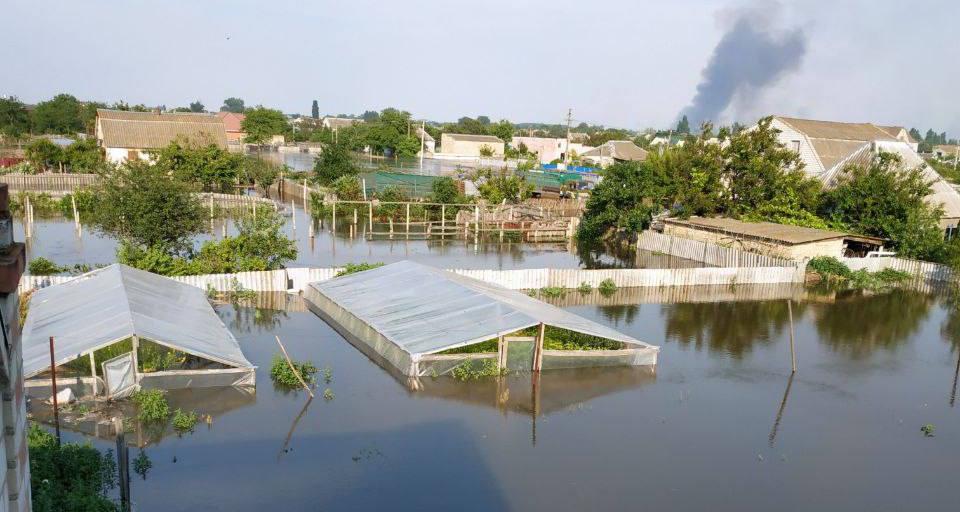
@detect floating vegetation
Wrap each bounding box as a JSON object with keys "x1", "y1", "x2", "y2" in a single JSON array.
[
  {"x1": 172, "y1": 409, "x2": 200, "y2": 435},
  {"x1": 323, "y1": 388, "x2": 335, "y2": 401},
  {"x1": 335, "y1": 262, "x2": 385, "y2": 277},
  {"x1": 323, "y1": 366, "x2": 333, "y2": 384},
  {"x1": 270, "y1": 353, "x2": 318, "y2": 388},
  {"x1": 921, "y1": 424, "x2": 935, "y2": 437},
  {"x1": 598, "y1": 278, "x2": 618, "y2": 296},
  {"x1": 131, "y1": 389, "x2": 170, "y2": 423},
  {"x1": 577, "y1": 282, "x2": 593, "y2": 294}
]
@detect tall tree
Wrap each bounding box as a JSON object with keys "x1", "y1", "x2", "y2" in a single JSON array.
[
  {"x1": 676, "y1": 115, "x2": 691, "y2": 134},
  {"x1": 477, "y1": 115, "x2": 491, "y2": 126},
  {"x1": 311, "y1": 100, "x2": 319, "y2": 119},
  {"x1": 241, "y1": 107, "x2": 289, "y2": 145},
  {"x1": 314, "y1": 140, "x2": 358, "y2": 185},
  {"x1": 221, "y1": 97, "x2": 245, "y2": 113},
  {"x1": 0, "y1": 97, "x2": 30, "y2": 139},
  {"x1": 362, "y1": 110, "x2": 380, "y2": 122},
  {"x1": 31, "y1": 94, "x2": 84, "y2": 134},
  {"x1": 189, "y1": 100, "x2": 205, "y2": 113},
  {"x1": 489, "y1": 120, "x2": 514, "y2": 142}
]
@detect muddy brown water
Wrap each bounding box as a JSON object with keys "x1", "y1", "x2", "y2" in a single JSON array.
[{"x1": 36, "y1": 286, "x2": 960, "y2": 511}]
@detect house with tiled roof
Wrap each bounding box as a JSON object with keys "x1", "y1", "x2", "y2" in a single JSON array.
[
  {"x1": 96, "y1": 109, "x2": 227, "y2": 164},
  {"x1": 579, "y1": 140, "x2": 648, "y2": 167},
  {"x1": 215, "y1": 111, "x2": 246, "y2": 143},
  {"x1": 769, "y1": 116, "x2": 960, "y2": 231}
]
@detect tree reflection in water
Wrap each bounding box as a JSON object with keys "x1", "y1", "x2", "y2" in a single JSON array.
[
  {"x1": 662, "y1": 300, "x2": 799, "y2": 358},
  {"x1": 598, "y1": 305, "x2": 640, "y2": 325},
  {"x1": 814, "y1": 289, "x2": 933, "y2": 360},
  {"x1": 228, "y1": 303, "x2": 289, "y2": 333}
]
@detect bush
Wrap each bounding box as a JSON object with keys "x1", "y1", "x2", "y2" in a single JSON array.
[
  {"x1": 537, "y1": 286, "x2": 566, "y2": 298},
  {"x1": 28, "y1": 423, "x2": 118, "y2": 511},
  {"x1": 270, "y1": 353, "x2": 318, "y2": 388},
  {"x1": 577, "y1": 282, "x2": 593, "y2": 294},
  {"x1": 315, "y1": 141, "x2": 359, "y2": 185},
  {"x1": 335, "y1": 262, "x2": 384, "y2": 277},
  {"x1": 172, "y1": 409, "x2": 199, "y2": 434},
  {"x1": 28, "y1": 257, "x2": 66, "y2": 275},
  {"x1": 806, "y1": 256, "x2": 851, "y2": 279},
  {"x1": 598, "y1": 278, "x2": 617, "y2": 296},
  {"x1": 131, "y1": 389, "x2": 170, "y2": 423}
]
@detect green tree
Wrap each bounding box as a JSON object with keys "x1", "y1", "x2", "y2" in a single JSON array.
[
  {"x1": 394, "y1": 135, "x2": 421, "y2": 158},
  {"x1": 189, "y1": 100, "x2": 205, "y2": 113},
  {"x1": 314, "y1": 141, "x2": 358, "y2": 185},
  {"x1": 243, "y1": 156, "x2": 281, "y2": 190},
  {"x1": 31, "y1": 94, "x2": 84, "y2": 134},
  {"x1": 25, "y1": 139, "x2": 63, "y2": 171},
  {"x1": 431, "y1": 176, "x2": 460, "y2": 203},
  {"x1": 578, "y1": 161, "x2": 666, "y2": 239},
  {"x1": 62, "y1": 138, "x2": 106, "y2": 172},
  {"x1": 242, "y1": 107, "x2": 289, "y2": 145},
  {"x1": 92, "y1": 160, "x2": 205, "y2": 253},
  {"x1": 28, "y1": 423, "x2": 119, "y2": 511},
  {"x1": 489, "y1": 120, "x2": 514, "y2": 142},
  {"x1": 191, "y1": 211, "x2": 297, "y2": 272},
  {"x1": 332, "y1": 175, "x2": 363, "y2": 200},
  {"x1": 221, "y1": 97, "x2": 245, "y2": 113},
  {"x1": 478, "y1": 170, "x2": 533, "y2": 204},
  {"x1": 819, "y1": 152, "x2": 945, "y2": 259},
  {"x1": 477, "y1": 115, "x2": 491, "y2": 126},
  {"x1": 676, "y1": 115, "x2": 690, "y2": 134},
  {"x1": 361, "y1": 110, "x2": 380, "y2": 122},
  {"x1": 311, "y1": 100, "x2": 319, "y2": 119},
  {"x1": 151, "y1": 138, "x2": 244, "y2": 191},
  {"x1": 0, "y1": 96, "x2": 30, "y2": 139}
]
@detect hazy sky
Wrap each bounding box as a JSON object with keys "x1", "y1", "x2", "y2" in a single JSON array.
[{"x1": 2, "y1": 0, "x2": 957, "y2": 134}]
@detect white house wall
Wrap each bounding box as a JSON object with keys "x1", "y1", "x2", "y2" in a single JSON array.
[{"x1": 771, "y1": 118, "x2": 824, "y2": 178}]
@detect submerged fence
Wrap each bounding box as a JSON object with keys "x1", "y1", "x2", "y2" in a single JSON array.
[
  {"x1": 637, "y1": 230, "x2": 795, "y2": 268},
  {"x1": 841, "y1": 257, "x2": 955, "y2": 283},
  {"x1": 0, "y1": 173, "x2": 100, "y2": 192},
  {"x1": 18, "y1": 264, "x2": 805, "y2": 296}
]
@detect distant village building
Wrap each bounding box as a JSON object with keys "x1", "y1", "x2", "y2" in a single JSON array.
[
  {"x1": 96, "y1": 109, "x2": 227, "y2": 164},
  {"x1": 511, "y1": 136, "x2": 590, "y2": 164},
  {"x1": 933, "y1": 144, "x2": 959, "y2": 159},
  {"x1": 439, "y1": 133, "x2": 504, "y2": 157},
  {"x1": 321, "y1": 117, "x2": 361, "y2": 131},
  {"x1": 662, "y1": 216, "x2": 885, "y2": 260},
  {"x1": 415, "y1": 126, "x2": 435, "y2": 154},
  {"x1": 768, "y1": 116, "x2": 960, "y2": 231},
  {"x1": 215, "y1": 111, "x2": 246, "y2": 143},
  {"x1": 579, "y1": 140, "x2": 647, "y2": 167}
]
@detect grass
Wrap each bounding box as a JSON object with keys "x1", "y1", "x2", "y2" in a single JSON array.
[
  {"x1": 335, "y1": 262, "x2": 385, "y2": 277},
  {"x1": 807, "y1": 256, "x2": 912, "y2": 290},
  {"x1": 131, "y1": 389, "x2": 170, "y2": 423},
  {"x1": 172, "y1": 409, "x2": 199, "y2": 434},
  {"x1": 270, "y1": 353, "x2": 318, "y2": 388}
]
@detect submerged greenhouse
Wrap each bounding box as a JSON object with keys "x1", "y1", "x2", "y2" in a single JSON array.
[
  {"x1": 304, "y1": 261, "x2": 659, "y2": 379},
  {"x1": 22, "y1": 264, "x2": 255, "y2": 400}
]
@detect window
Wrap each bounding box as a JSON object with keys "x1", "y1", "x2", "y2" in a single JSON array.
[
  {"x1": 127, "y1": 149, "x2": 140, "y2": 161},
  {"x1": 790, "y1": 140, "x2": 801, "y2": 152}
]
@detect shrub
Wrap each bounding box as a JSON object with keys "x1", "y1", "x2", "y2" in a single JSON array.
[
  {"x1": 27, "y1": 423, "x2": 118, "y2": 511},
  {"x1": 322, "y1": 388, "x2": 335, "y2": 401},
  {"x1": 131, "y1": 389, "x2": 170, "y2": 423},
  {"x1": 28, "y1": 257, "x2": 66, "y2": 275},
  {"x1": 172, "y1": 409, "x2": 199, "y2": 434},
  {"x1": 335, "y1": 262, "x2": 384, "y2": 277},
  {"x1": 577, "y1": 282, "x2": 592, "y2": 294},
  {"x1": 806, "y1": 256, "x2": 851, "y2": 279},
  {"x1": 598, "y1": 278, "x2": 618, "y2": 296},
  {"x1": 270, "y1": 353, "x2": 318, "y2": 388},
  {"x1": 538, "y1": 286, "x2": 566, "y2": 298},
  {"x1": 451, "y1": 359, "x2": 500, "y2": 381}
]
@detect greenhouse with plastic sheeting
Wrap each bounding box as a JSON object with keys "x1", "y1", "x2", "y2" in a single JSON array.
[
  {"x1": 22, "y1": 264, "x2": 255, "y2": 400},
  {"x1": 304, "y1": 261, "x2": 659, "y2": 385}
]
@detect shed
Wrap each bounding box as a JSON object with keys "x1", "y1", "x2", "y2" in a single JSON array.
[
  {"x1": 304, "y1": 261, "x2": 658, "y2": 379},
  {"x1": 662, "y1": 217, "x2": 884, "y2": 259},
  {"x1": 439, "y1": 133, "x2": 505, "y2": 157},
  {"x1": 95, "y1": 109, "x2": 228, "y2": 164},
  {"x1": 23, "y1": 264, "x2": 255, "y2": 399}
]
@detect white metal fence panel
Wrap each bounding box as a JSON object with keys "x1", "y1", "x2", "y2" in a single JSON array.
[{"x1": 841, "y1": 257, "x2": 955, "y2": 283}]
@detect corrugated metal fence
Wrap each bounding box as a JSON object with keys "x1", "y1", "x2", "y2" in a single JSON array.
[
  {"x1": 637, "y1": 230, "x2": 795, "y2": 268},
  {"x1": 841, "y1": 257, "x2": 955, "y2": 283},
  {"x1": 18, "y1": 265, "x2": 805, "y2": 295}
]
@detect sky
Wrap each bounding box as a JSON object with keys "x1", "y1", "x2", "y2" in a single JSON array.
[{"x1": 2, "y1": 0, "x2": 958, "y2": 134}]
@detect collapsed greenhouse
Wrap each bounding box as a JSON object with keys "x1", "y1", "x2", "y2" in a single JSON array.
[
  {"x1": 22, "y1": 264, "x2": 255, "y2": 400},
  {"x1": 304, "y1": 260, "x2": 659, "y2": 379}
]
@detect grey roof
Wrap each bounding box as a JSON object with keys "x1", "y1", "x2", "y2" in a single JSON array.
[
  {"x1": 664, "y1": 216, "x2": 883, "y2": 245},
  {"x1": 97, "y1": 109, "x2": 227, "y2": 149},
  {"x1": 307, "y1": 261, "x2": 656, "y2": 356},
  {"x1": 580, "y1": 140, "x2": 648, "y2": 161},
  {"x1": 22, "y1": 264, "x2": 252, "y2": 378},
  {"x1": 442, "y1": 133, "x2": 504, "y2": 144},
  {"x1": 776, "y1": 117, "x2": 897, "y2": 142}
]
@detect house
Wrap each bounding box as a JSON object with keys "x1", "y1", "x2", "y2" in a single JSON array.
[
  {"x1": 511, "y1": 136, "x2": 591, "y2": 164},
  {"x1": 215, "y1": 111, "x2": 246, "y2": 143},
  {"x1": 877, "y1": 125, "x2": 919, "y2": 151},
  {"x1": 933, "y1": 144, "x2": 959, "y2": 159},
  {"x1": 321, "y1": 116, "x2": 361, "y2": 131},
  {"x1": 579, "y1": 140, "x2": 648, "y2": 167},
  {"x1": 662, "y1": 216, "x2": 885, "y2": 260},
  {"x1": 768, "y1": 116, "x2": 960, "y2": 231},
  {"x1": 96, "y1": 109, "x2": 227, "y2": 164},
  {"x1": 439, "y1": 133, "x2": 504, "y2": 157}
]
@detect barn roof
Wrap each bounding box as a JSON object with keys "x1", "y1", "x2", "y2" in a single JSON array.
[{"x1": 97, "y1": 109, "x2": 227, "y2": 149}]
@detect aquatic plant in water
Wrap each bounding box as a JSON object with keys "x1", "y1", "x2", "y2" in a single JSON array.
[
  {"x1": 323, "y1": 388, "x2": 335, "y2": 401},
  {"x1": 921, "y1": 424, "x2": 935, "y2": 437},
  {"x1": 133, "y1": 450, "x2": 153, "y2": 480},
  {"x1": 335, "y1": 262, "x2": 385, "y2": 277},
  {"x1": 598, "y1": 278, "x2": 618, "y2": 296},
  {"x1": 270, "y1": 353, "x2": 319, "y2": 388},
  {"x1": 131, "y1": 389, "x2": 170, "y2": 423},
  {"x1": 172, "y1": 409, "x2": 200, "y2": 434}
]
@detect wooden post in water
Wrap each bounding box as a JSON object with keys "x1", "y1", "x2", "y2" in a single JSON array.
[
  {"x1": 441, "y1": 204, "x2": 446, "y2": 232},
  {"x1": 131, "y1": 335, "x2": 140, "y2": 384},
  {"x1": 332, "y1": 199, "x2": 337, "y2": 231},
  {"x1": 788, "y1": 300, "x2": 797, "y2": 373},
  {"x1": 353, "y1": 208, "x2": 358, "y2": 225},
  {"x1": 49, "y1": 336, "x2": 61, "y2": 446},
  {"x1": 89, "y1": 351, "x2": 97, "y2": 397},
  {"x1": 368, "y1": 201, "x2": 373, "y2": 232},
  {"x1": 405, "y1": 203, "x2": 410, "y2": 236},
  {"x1": 533, "y1": 323, "x2": 545, "y2": 372},
  {"x1": 291, "y1": 200, "x2": 296, "y2": 231}
]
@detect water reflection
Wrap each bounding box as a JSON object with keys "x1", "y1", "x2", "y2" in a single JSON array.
[
  {"x1": 813, "y1": 290, "x2": 933, "y2": 359},
  {"x1": 662, "y1": 300, "x2": 799, "y2": 358}
]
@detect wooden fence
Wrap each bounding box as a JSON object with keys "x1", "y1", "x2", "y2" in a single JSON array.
[
  {"x1": 638, "y1": 230, "x2": 796, "y2": 268},
  {"x1": 0, "y1": 173, "x2": 100, "y2": 192}
]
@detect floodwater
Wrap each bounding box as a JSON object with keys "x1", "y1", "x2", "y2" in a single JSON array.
[
  {"x1": 44, "y1": 285, "x2": 960, "y2": 511},
  {"x1": 15, "y1": 203, "x2": 701, "y2": 270}
]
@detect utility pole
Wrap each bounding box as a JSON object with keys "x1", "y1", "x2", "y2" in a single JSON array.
[
  {"x1": 564, "y1": 108, "x2": 572, "y2": 165},
  {"x1": 419, "y1": 120, "x2": 425, "y2": 172}
]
